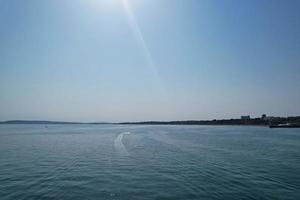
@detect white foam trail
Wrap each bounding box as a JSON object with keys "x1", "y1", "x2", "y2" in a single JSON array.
[{"x1": 114, "y1": 132, "x2": 131, "y2": 156}]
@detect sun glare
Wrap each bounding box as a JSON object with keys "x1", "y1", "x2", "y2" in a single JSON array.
[
  {"x1": 122, "y1": 0, "x2": 130, "y2": 7},
  {"x1": 86, "y1": 0, "x2": 126, "y2": 11}
]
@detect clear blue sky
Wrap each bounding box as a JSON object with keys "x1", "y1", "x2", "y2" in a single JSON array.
[{"x1": 0, "y1": 0, "x2": 299, "y2": 122}]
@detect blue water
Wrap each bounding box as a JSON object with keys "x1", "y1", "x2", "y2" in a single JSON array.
[{"x1": 0, "y1": 125, "x2": 299, "y2": 200}]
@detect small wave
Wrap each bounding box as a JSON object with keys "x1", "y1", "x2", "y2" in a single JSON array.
[{"x1": 114, "y1": 132, "x2": 131, "y2": 156}]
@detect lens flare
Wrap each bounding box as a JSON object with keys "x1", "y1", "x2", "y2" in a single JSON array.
[{"x1": 122, "y1": 0, "x2": 166, "y2": 95}]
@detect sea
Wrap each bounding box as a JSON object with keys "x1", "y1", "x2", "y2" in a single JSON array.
[{"x1": 0, "y1": 124, "x2": 299, "y2": 200}]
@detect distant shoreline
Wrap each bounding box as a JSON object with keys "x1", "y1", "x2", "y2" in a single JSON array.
[
  {"x1": 0, "y1": 120, "x2": 110, "y2": 125},
  {"x1": 1, "y1": 116, "x2": 300, "y2": 128}
]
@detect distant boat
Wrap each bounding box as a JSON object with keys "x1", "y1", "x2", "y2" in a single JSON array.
[{"x1": 269, "y1": 123, "x2": 300, "y2": 128}]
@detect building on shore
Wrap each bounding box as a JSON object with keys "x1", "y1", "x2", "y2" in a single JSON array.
[{"x1": 241, "y1": 116, "x2": 250, "y2": 120}]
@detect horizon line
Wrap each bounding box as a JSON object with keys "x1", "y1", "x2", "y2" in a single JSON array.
[{"x1": 1, "y1": 115, "x2": 300, "y2": 124}]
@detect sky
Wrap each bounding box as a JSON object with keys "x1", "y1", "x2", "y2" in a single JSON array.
[{"x1": 0, "y1": 0, "x2": 299, "y2": 122}]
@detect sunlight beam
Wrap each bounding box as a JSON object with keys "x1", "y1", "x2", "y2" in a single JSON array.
[{"x1": 122, "y1": 0, "x2": 166, "y2": 94}]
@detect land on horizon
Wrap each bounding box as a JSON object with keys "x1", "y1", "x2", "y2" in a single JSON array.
[{"x1": 1, "y1": 115, "x2": 300, "y2": 127}]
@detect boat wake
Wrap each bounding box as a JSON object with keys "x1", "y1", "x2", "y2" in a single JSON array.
[{"x1": 114, "y1": 132, "x2": 131, "y2": 156}]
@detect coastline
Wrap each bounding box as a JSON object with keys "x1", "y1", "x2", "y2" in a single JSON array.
[{"x1": 0, "y1": 116, "x2": 299, "y2": 128}]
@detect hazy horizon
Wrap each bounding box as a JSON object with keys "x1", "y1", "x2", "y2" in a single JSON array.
[
  {"x1": 1, "y1": 113, "x2": 299, "y2": 124},
  {"x1": 1, "y1": 0, "x2": 300, "y2": 122}
]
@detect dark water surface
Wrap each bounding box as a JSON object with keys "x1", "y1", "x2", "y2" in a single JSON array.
[{"x1": 0, "y1": 125, "x2": 299, "y2": 200}]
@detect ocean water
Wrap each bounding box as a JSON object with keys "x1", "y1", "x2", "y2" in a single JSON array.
[{"x1": 0, "y1": 125, "x2": 299, "y2": 200}]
